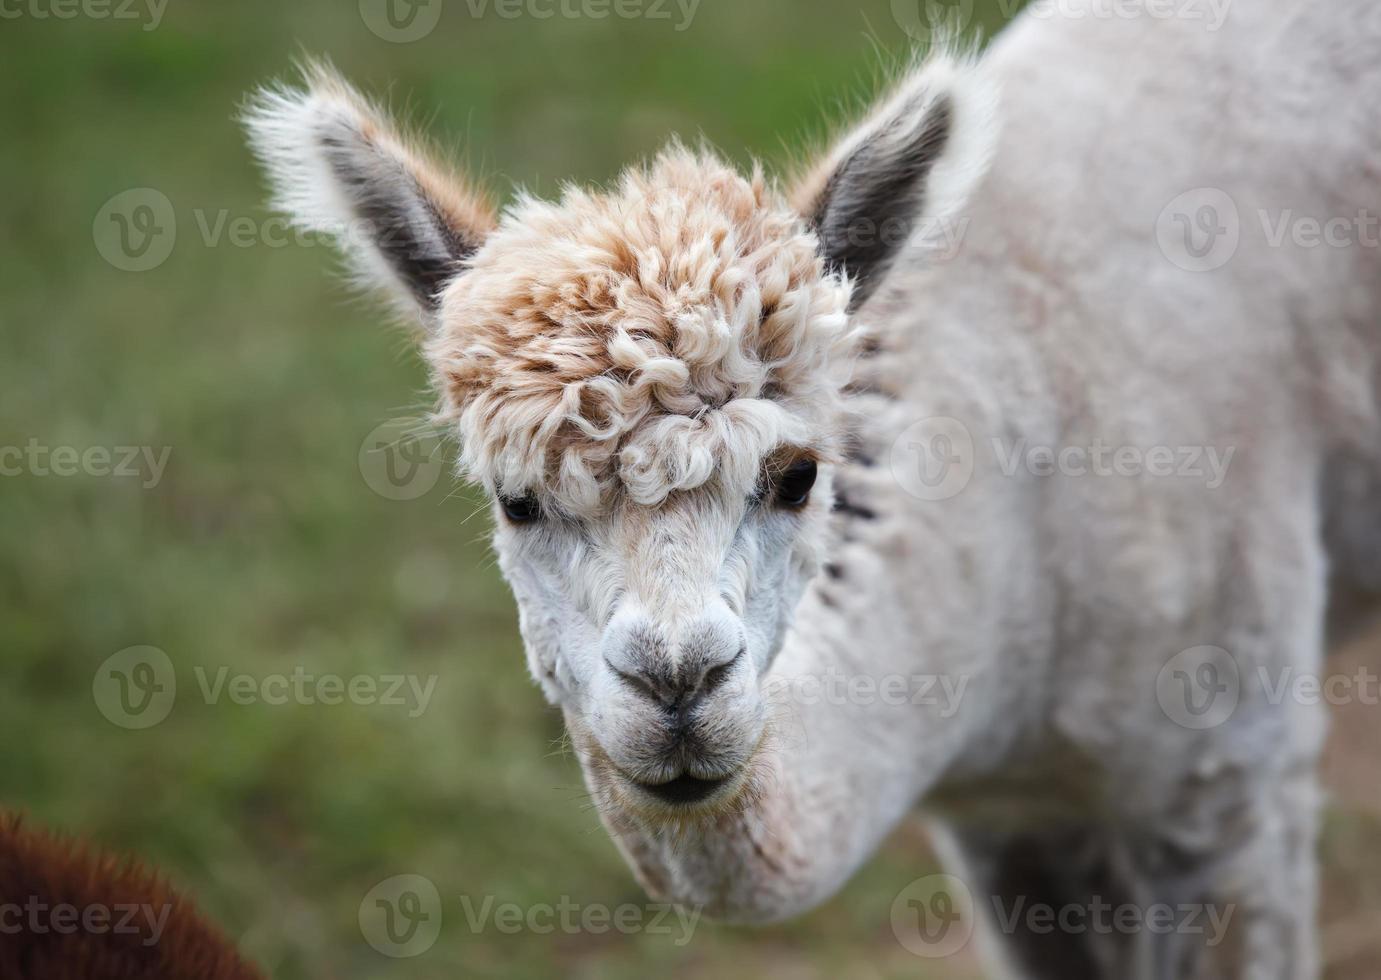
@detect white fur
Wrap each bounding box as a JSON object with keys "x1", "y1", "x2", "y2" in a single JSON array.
[
  {"x1": 243, "y1": 64, "x2": 492, "y2": 321},
  {"x1": 246, "y1": 8, "x2": 1381, "y2": 976}
]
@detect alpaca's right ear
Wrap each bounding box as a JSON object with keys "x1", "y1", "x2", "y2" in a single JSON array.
[
  {"x1": 791, "y1": 52, "x2": 998, "y2": 309},
  {"x1": 242, "y1": 63, "x2": 495, "y2": 325}
]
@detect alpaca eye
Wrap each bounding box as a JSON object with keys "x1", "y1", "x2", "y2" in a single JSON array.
[
  {"x1": 774, "y1": 459, "x2": 818, "y2": 509},
  {"x1": 499, "y1": 493, "x2": 541, "y2": 524}
]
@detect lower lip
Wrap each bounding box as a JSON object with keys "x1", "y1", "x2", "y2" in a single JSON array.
[{"x1": 628, "y1": 773, "x2": 733, "y2": 807}]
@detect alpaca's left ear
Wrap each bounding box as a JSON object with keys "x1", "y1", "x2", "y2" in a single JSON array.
[
  {"x1": 242, "y1": 62, "x2": 495, "y2": 325},
  {"x1": 791, "y1": 52, "x2": 998, "y2": 309}
]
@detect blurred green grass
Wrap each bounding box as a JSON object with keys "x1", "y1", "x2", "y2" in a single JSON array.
[{"x1": 0, "y1": 2, "x2": 1017, "y2": 976}]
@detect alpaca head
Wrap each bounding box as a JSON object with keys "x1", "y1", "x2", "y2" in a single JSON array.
[{"x1": 244, "y1": 56, "x2": 995, "y2": 817}]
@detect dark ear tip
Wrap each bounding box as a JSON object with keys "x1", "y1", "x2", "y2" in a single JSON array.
[{"x1": 807, "y1": 92, "x2": 957, "y2": 311}]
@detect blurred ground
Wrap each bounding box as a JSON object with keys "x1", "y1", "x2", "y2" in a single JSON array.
[
  {"x1": 1319, "y1": 628, "x2": 1381, "y2": 979},
  {"x1": 1, "y1": 1, "x2": 1377, "y2": 978}
]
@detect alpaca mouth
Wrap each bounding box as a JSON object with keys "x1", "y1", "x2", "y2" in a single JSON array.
[{"x1": 629, "y1": 773, "x2": 732, "y2": 807}]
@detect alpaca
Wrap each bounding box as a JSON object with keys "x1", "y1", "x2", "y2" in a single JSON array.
[
  {"x1": 243, "y1": 0, "x2": 1381, "y2": 975},
  {"x1": 0, "y1": 812, "x2": 262, "y2": 979}
]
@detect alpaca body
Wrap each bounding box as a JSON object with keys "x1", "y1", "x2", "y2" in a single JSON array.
[
  {"x1": 244, "y1": 2, "x2": 1381, "y2": 975},
  {"x1": 609, "y1": 3, "x2": 1381, "y2": 975}
]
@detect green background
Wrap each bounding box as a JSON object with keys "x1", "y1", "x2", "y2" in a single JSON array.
[{"x1": 1, "y1": 1, "x2": 1015, "y2": 977}]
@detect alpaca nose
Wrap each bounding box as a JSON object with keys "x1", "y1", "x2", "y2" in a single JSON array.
[
  {"x1": 603, "y1": 620, "x2": 745, "y2": 712},
  {"x1": 611, "y1": 648, "x2": 745, "y2": 711}
]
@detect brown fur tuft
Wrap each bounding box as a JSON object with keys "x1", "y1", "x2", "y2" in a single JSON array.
[{"x1": 0, "y1": 813, "x2": 262, "y2": 980}]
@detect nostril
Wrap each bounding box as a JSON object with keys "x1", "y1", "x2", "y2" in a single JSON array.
[
  {"x1": 608, "y1": 661, "x2": 663, "y2": 704},
  {"x1": 701, "y1": 646, "x2": 745, "y2": 697},
  {"x1": 607, "y1": 647, "x2": 745, "y2": 712}
]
